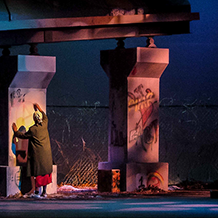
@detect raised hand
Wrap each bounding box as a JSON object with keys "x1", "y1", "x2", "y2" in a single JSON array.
[
  {"x1": 12, "y1": 123, "x2": 17, "y2": 132},
  {"x1": 33, "y1": 103, "x2": 42, "y2": 112}
]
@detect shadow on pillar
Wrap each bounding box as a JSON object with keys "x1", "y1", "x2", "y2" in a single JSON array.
[{"x1": 20, "y1": 167, "x2": 32, "y2": 195}]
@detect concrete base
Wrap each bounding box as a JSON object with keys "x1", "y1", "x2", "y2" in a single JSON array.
[
  {"x1": 126, "y1": 162, "x2": 169, "y2": 191},
  {"x1": 0, "y1": 165, "x2": 57, "y2": 197},
  {"x1": 99, "y1": 161, "x2": 168, "y2": 192},
  {"x1": 0, "y1": 166, "x2": 21, "y2": 197},
  {"x1": 98, "y1": 162, "x2": 126, "y2": 191},
  {"x1": 47, "y1": 165, "x2": 57, "y2": 194}
]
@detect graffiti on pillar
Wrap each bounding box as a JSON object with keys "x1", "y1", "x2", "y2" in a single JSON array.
[
  {"x1": 12, "y1": 125, "x2": 28, "y2": 166},
  {"x1": 147, "y1": 171, "x2": 164, "y2": 188},
  {"x1": 128, "y1": 84, "x2": 158, "y2": 152},
  {"x1": 15, "y1": 169, "x2": 21, "y2": 190},
  {"x1": 9, "y1": 88, "x2": 45, "y2": 166},
  {"x1": 138, "y1": 176, "x2": 145, "y2": 189},
  {"x1": 10, "y1": 88, "x2": 26, "y2": 106},
  {"x1": 10, "y1": 88, "x2": 31, "y2": 165}
]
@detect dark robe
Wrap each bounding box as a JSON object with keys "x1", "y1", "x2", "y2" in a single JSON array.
[{"x1": 14, "y1": 111, "x2": 53, "y2": 177}]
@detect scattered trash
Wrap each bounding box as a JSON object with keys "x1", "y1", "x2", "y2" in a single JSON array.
[
  {"x1": 168, "y1": 185, "x2": 183, "y2": 191},
  {"x1": 2, "y1": 181, "x2": 214, "y2": 200},
  {"x1": 57, "y1": 185, "x2": 97, "y2": 193}
]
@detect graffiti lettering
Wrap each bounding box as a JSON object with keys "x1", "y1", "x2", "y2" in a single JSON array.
[
  {"x1": 143, "y1": 119, "x2": 158, "y2": 144},
  {"x1": 134, "y1": 84, "x2": 144, "y2": 97},
  {"x1": 128, "y1": 84, "x2": 158, "y2": 152},
  {"x1": 138, "y1": 176, "x2": 145, "y2": 189},
  {"x1": 10, "y1": 89, "x2": 26, "y2": 106},
  {"x1": 147, "y1": 171, "x2": 164, "y2": 189},
  {"x1": 15, "y1": 169, "x2": 21, "y2": 190}
]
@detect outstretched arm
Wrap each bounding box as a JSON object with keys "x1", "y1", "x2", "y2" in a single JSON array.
[{"x1": 12, "y1": 123, "x2": 32, "y2": 139}]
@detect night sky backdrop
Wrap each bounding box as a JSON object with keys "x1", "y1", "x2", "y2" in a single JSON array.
[{"x1": 9, "y1": 0, "x2": 218, "y2": 107}]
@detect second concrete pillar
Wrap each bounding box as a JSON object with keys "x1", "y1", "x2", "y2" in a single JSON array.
[{"x1": 99, "y1": 47, "x2": 169, "y2": 192}]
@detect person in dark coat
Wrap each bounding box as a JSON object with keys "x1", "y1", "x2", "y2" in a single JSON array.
[{"x1": 12, "y1": 103, "x2": 53, "y2": 198}]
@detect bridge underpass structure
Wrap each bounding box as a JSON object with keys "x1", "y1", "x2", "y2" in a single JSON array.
[{"x1": 0, "y1": 0, "x2": 199, "y2": 196}]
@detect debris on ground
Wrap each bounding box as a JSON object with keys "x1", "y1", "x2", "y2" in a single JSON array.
[
  {"x1": 57, "y1": 185, "x2": 97, "y2": 193},
  {"x1": 2, "y1": 181, "x2": 215, "y2": 200},
  {"x1": 168, "y1": 185, "x2": 183, "y2": 191},
  {"x1": 2, "y1": 186, "x2": 211, "y2": 200}
]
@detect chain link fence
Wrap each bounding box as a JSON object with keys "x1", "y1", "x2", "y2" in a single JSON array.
[
  {"x1": 159, "y1": 105, "x2": 218, "y2": 184},
  {"x1": 47, "y1": 104, "x2": 218, "y2": 186},
  {"x1": 47, "y1": 106, "x2": 108, "y2": 186}
]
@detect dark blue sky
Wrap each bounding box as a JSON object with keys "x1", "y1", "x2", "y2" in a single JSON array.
[{"x1": 10, "y1": 0, "x2": 218, "y2": 107}]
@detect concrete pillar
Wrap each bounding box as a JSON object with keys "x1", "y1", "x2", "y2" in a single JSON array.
[
  {"x1": 0, "y1": 55, "x2": 57, "y2": 196},
  {"x1": 99, "y1": 47, "x2": 169, "y2": 192}
]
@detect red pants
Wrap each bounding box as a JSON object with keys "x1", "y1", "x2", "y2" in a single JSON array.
[{"x1": 35, "y1": 174, "x2": 52, "y2": 187}]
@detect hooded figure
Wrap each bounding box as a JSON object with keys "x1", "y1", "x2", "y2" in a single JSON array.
[
  {"x1": 33, "y1": 111, "x2": 43, "y2": 124},
  {"x1": 12, "y1": 103, "x2": 53, "y2": 198}
]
